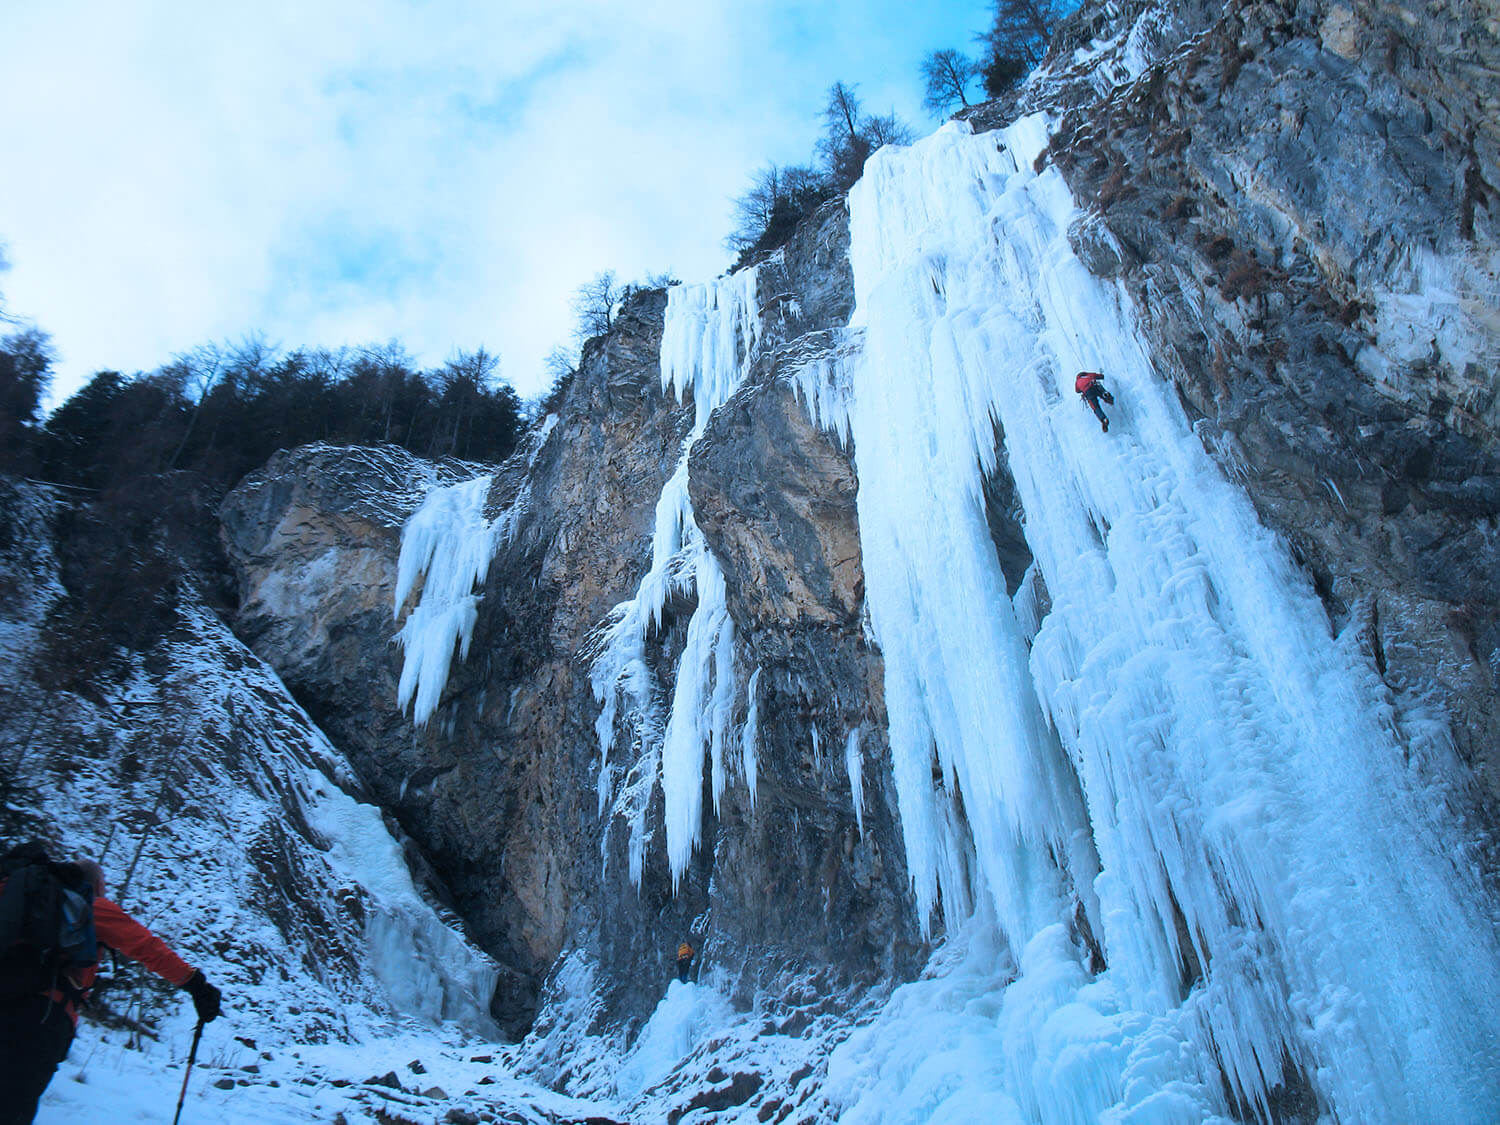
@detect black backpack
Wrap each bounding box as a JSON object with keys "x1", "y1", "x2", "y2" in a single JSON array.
[{"x1": 0, "y1": 844, "x2": 98, "y2": 999}]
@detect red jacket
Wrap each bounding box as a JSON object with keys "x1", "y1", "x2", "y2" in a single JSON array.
[
  {"x1": 1075, "y1": 371, "x2": 1103, "y2": 394},
  {"x1": 55, "y1": 896, "x2": 195, "y2": 1024}
]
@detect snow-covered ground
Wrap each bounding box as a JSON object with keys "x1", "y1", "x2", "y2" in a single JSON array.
[{"x1": 41, "y1": 1022, "x2": 602, "y2": 1125}]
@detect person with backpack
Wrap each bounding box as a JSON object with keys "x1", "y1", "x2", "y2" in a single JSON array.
[
  {"x1": 675, "y1": 941, "x2": 694, "y2": 984},
  {"x1": 0, "y1": 843, "x2": 223, "y2": 1125},
  {"x1": 1074, "y1": 370, "x2": 1115, "y2": 432}
]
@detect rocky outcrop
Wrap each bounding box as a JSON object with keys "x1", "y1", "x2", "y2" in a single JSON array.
[{"x1": 221, "y1": 444, "x2": 474, "y2": 723}]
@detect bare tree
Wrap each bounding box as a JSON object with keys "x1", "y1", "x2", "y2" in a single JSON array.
[
  {"x1": 922, "y1": 49, "x2": 979, "y2": 116},
  {"x1": 818, "y1": 82, "x2": 872, "y2": 189},
  {"x1": 727, "y1": 163, "x2": 834, "y2": 255},
  {"x1": 544, "y1": 345, "x2": 577, "y2": 383},
  {"x1": 727, "y1": 165, "x2": 785, "y2": 252},
  {"x1": 572, "y1": 270, "x2": 621, "y2": 343},
  {"x1": 822, "y1": 82, "x2": 862, "y2": 147},
  {"x1": 977, "y1": 0, "x2": 1064, "y2": 95},
  {"x1": 816, "y1": 82, "x2": 916, "y2": 191},
  {"x1": 536, "y1": 344, "x2": 579, "y2": 418},
  {"x1": 433, "y1": 347, "x2": 502, "y2": 457},
  {"x1": 163, "y1": 343, "x2": 226, "y2": 468},
  {"x1": 441, "y1": 346, "x2": 500, "y2": 390},
  {"x1": 864, "y1": 113, "x2": 915, "y2": 148}
]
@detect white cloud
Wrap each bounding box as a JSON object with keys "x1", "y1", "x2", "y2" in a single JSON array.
[{"x1": 1, "y1": 0, "x2": 989, "y2": 403}]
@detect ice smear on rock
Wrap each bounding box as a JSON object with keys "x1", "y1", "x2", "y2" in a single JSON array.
[
  {"x1": 394, "y1": 474, "x2": 498, "y2": 726},
  {"x1": 301, "y1": 769, "x2": 499, "y2": 1028},
  {"x1": 590, "y1": 270, "x2": 760, "y2": 887},
  {"x1": 807, "y1": 116, "x2": 1500, "y2": 1122},
  {"x1": 613, "y1": 981, "x2": 736, "y2": 1101}
]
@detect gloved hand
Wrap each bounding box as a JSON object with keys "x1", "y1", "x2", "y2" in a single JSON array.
[{"x1": 183, "y1": 970, "x2": 223, "y2": 1023}]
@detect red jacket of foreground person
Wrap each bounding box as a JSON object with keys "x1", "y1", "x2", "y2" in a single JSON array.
[
  {"x1": 52, "y1": 895, "x2": 195, "y2": 1024},
  {"x1": 1, "y1": 851, "x2": 222, "y2": 1125},
  {"x1": 1075, "y1": 371, "x2": 1103, "y2": 394}
]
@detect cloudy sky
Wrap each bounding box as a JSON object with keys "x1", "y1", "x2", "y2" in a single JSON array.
[{"x1": 1, "y1": 1, "x2": 991, "y2": 404}]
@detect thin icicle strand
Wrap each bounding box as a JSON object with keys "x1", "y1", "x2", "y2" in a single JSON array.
[
  {"x1": 741, "y1": 668, "x2": 762, "y2": 811},
  {"x1": 845, "y1": 727, "x2": 865, "y2": 835}
]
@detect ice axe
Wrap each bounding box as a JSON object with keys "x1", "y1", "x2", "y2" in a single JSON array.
[{"x1": 172, "y1": 1018, "x2": 206, "y2": 1125}]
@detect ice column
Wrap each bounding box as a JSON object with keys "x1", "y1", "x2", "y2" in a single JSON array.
[
  {"x1": 393, "y1": 474, "x2": 498, "y2": 726},
  {"x1": 591, "y1": 271, "x2": 760, "y2": 887},
  {"x1": 829, "y1": 116, "x2": 1500, "y2": 1122}
]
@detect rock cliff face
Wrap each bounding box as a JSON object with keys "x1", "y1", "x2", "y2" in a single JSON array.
[
  {"x1": 223, "y1": 297, "x2": 693, "y2": 1034},
  {"x1": 221, "y1": 445, "x2": 475, "y2": 729},
  {"x1": 212, "y1": 0, "x2": 1499, "y2": 1112},
  {"x1": 222, "y1": 275, "x2": 923, "y2": 1045}
]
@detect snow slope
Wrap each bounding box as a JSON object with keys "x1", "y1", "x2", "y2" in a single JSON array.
[{"x1": 0, "y1": 481, "x2": 587, "y2": 1124}]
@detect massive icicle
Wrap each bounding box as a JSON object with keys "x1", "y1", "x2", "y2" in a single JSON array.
[
  {"x1": 818, "y1": 117, "x2": 1500, "y2": 1123},
  {"x1": 591, "y1": 270, "x2": 760, "y2": 887},
  {"x1": 394, "y1": 475, "x2": 498, "y2": 726},
  {"x1": 392, "y1": 422, "x2": 558, "y2": 727}
]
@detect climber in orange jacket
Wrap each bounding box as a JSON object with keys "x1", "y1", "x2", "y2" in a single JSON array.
[
  {"x1": 0, "y1": 847, "x2": 222, "y2": 1125},
  {"x1": 1075, "y1": 370, "x2": 1114, "y2": 432},
  {"x1": 676, "y1": 941, "x2": 695, "y2": 984}
]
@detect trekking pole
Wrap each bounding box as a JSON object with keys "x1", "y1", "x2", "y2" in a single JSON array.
[{"x1": 172, "y1": 1019, "x2": 206, "y2": 1125}]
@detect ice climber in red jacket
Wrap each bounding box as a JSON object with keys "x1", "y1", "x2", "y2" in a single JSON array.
[
  {"x1": 0, "y1": 845, "x2": 223, "y2": 1125},
  {"x1": 1075, "y1": 370, "x2": 1115, "y2": 432}
]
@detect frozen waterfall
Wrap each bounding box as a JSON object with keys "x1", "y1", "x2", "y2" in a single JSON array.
[
  {"x1": 590, "y1": 270, "x2": 761, "y2": 887},
  {"x1": 394, "y1": 474, "x2": 498, "y2": 727},
  {"x1": 809, "y1": 118, "x2": 1500, "y2": 1123}
]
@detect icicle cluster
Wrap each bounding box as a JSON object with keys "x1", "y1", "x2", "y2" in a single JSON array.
[
  {"x1": 809, "y1": 117, "x2": 1500, "y2": 1123},
  {"x1": 590, "y1": 270, "x2": 762, "y2": 887},
  {"x1": 393, "y1": 475, "x2": 498, "y2": 726}
]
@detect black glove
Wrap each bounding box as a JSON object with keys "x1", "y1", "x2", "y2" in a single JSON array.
[{"x1": 183, "y1": 970, "x2": 222, "y2": 1023}]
